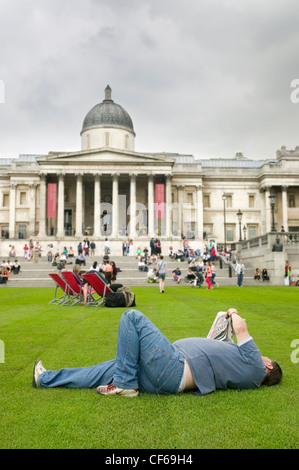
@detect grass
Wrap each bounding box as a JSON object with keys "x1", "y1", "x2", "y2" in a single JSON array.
[{"x1": 0, "y1": 285, "x2": 298, "y2": 449}]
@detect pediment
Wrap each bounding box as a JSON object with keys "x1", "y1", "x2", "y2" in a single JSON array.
[{"x1": 37, "y1": 148, "x2": 175, "y2": 165}]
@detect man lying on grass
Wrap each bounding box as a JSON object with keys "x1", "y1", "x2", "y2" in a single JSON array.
[{"x1": 33, "y1": 308, "x2": 282, "y2": 396}]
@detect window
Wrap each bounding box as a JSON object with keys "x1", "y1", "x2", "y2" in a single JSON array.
[
  {"x1": 18, "y1": 224, "x2": 27, "y2": 239},
  {"x1": 20, "y1": 191, "x2": 27, "y2": 205},
  {"x1": 248, "y1": 225, "x2": 257, "y2": 239},
  {"x1": 203, "y1": 195, "x2": 210, "y2": 208},
  {"x1": 203, "y1": 225, "x2": 212, "y2": 239},
  {"x1": 226, "y1": 225, "x2": 235, "y2": 242},
  {"x1": 226, "y1": 195, "x2": 232, "y2": 208},
  {"x1": 1, "y1": 226, "x2": 9, "y2": 239},
  {"x1": 249, "y1": 195, "x2": 255, "y2": 208},
  {"x1": 289, "y1": 195, "x2": 295, "y2": 207},
  {"x1": 125, "y1": 135, "x2": 129, "y2": 150},
  {"x1": 105, "y1": 132, "x2": 110, "y2": 147},
  {"x1": 2, "y1": 193, "x2": 9, "y2": 207}
]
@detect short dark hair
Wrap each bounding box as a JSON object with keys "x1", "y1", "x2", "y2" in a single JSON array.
[{"x1": 262, "y1": 361, "x2": 283, "y2": 386}]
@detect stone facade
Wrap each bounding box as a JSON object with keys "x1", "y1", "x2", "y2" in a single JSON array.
[{"x1": 0, "y1": 87, "x2": 299, "y2": 257}]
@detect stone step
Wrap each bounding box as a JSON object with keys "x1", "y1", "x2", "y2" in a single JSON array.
[{"x1": 1, "y1": 256, "x2": 270, "y2": 288}]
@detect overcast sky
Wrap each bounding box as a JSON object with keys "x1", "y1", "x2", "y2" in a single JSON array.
[{"x1": 0, "y1": 0, "x2": 299, "y2": 161}]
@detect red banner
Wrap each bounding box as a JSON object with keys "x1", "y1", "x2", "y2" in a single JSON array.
[
  {"x1": 47, "y1": 183, "x2": 57, "y2": 218},
  {"x1": 155, "y1": 184, "x2": 165, "y2": 218}
]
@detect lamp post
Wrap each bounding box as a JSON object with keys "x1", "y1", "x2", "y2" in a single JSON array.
[
  {"x1": 236, "y1": 209, "x2": 243, "y2": 241},
  {"x1": 222, "y1": 193, "x2": 227, "y2": 249},
  {"x1": 268, "y1": 193, "x2": 277, "y2": 232}
]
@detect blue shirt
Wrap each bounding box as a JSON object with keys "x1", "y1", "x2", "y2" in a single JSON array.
[{"x1": 173, "y1": 337, "x2": 266, "y2": 395}]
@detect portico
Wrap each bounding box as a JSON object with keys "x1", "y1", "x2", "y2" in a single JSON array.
[{"x1": 37, "y1": 167, "x2": 201, "y2": 240}]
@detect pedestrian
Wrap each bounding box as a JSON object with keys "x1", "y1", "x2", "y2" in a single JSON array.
[
  {"x1": 157, "y1": 255, "x2": 167, "y2": 293},
  {"x1": 90, "y1": 241, "x2": 96, "y2": 256},
  {"x1": 77, "y1": 242, "x2": 83, "y2": 257},
  {"x1": 205, "y1": 262, "x2": 213, "y2": 289},
  {"x1": 33, "y1": 242, "x2": 41, "y2": 263},
  {"x1": 284, "y1": 260, "x2": 291, "y2": 286},
  {"x1": 236, "y1": 259, "x2": 245, "y2": 287}
]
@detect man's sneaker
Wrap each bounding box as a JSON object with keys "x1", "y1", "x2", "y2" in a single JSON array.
[
  {"x1": 32, "y1": 360, "x2": 46, "y2": 388},
  {"x1": 96, "y1": 383, "x2": 139, "y2": 397}
]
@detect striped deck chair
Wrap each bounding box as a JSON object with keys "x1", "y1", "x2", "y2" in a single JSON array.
[
  {"x1": 48, "y1": 272, "x2": 75, "y2": 305},
  {"x1": 61, "y1": 271, "x2": 84, "y2": 306},
  {"x1": 83, "y1": 271, "x2": 113, "y2": 307}
]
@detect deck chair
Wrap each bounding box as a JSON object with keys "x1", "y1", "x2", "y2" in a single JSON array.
[
  {"x1": 82, "y1": 271, "x2": 113, "y2": 307},
  {"x1": 61, "y1": 271, "x2": 84, "y2": 306},
  {"x1": 48, "y1": 272, "x2": 75, "y2": 305}
]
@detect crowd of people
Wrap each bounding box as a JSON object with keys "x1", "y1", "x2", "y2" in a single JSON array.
[
  {"x1": 3, "y1": 236, "x2": 297, "y2": 290},
  {"x1": 140, "y1": 240, "x2": 222, "y2": 291}
]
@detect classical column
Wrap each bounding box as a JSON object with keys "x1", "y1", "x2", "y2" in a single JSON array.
[
  {"x1": 165, "y1": 174, "x2": 172, "y2": 238},
  {"x1": 9, "y1": 183, "x2": 16, "y2": 239},
  {"x1": 112, "y1": 173, "x2": 119, "y2": 238},
  {"x1": 38, "y1": 174, "x2": 47, "y2": 237},
  {"x1": 75, "y1": 173, "x2": 83, "y2": 237},
  {"x1": 93, "y1": 173, "x2": 101, "y2": 237},
  {"x1": 281, "y1": 186, "x2": 288, "y2": 231},
  {"x1": 147, "y1": 174, "x2": 155, "y2": 237},
  {"x1": 264, "y1": 187, "x2": 271, "y2": 233},
  {"x1": 29, "y1": 184, "x2": 37, "y2": 237},
  {"x1": 56, "y1": 173, "x2": 65, "y2": 238},
  {"x1": 177, "y1": 185, "x2": 185, "y2": 236},
  {"x1": 129, "y1": 173, "x2": 137, "y2": 238},
  {"x1": 196, "y1": 184, "x2": 203, "y2": 240}
]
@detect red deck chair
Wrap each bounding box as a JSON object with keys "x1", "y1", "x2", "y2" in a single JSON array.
[
  {"x1": 83, "y1": 271, "x2": 113, "y2": 307},
  {"x1": 48, "y1": 272, "x2": 75, "y2": 305},
  {"x1": 61, "y1": 271, "x2": 84, "y2": 306}
]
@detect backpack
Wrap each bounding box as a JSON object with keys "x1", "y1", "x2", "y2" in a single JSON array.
[
  {"x1": 105, "y1": 286, "x2": 136, "y2": 308},
  {"x1": 105, "y1": 292, "x2": 126, "y2": 308}
]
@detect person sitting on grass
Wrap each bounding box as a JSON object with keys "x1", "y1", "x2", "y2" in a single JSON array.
[{"x1": 33, "y1": 308, "x2": 282, "y2": 396}]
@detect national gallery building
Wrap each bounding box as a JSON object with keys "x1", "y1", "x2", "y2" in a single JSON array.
[{"x1": 0, "y1": 85, "x2": 299, "y2": 255}]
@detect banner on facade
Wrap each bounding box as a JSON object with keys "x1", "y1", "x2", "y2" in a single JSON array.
[
  {"x1": 155, "y1": 184, "x2": 165, "y2": 218},
  {"x1": 47, "y1": 183, "x2": 57, "y2": 218}
]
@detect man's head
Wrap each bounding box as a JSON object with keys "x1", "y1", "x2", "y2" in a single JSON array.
[{"x1": 261, "y1": 356, "x2": 283, "y2": 386}]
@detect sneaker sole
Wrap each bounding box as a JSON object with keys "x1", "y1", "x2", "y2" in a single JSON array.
[
  {"x1": 97, "y1": 387, "x2": 139, "y2": 397},
  {"x1": 32, "y1": 359, "x2": 40, "y2": 388}
]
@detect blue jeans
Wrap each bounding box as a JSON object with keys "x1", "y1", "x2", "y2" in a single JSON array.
[
  {"x1": 39, "y1": 309, "x2": 185, "y2": 394},
  {"x1": 237, "y1": 272, "x2": 243, "y2": 286}
]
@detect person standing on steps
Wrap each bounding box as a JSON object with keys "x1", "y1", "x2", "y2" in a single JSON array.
[{"x1": 235, "y1": 259, "x2": 245, "y2": 287}]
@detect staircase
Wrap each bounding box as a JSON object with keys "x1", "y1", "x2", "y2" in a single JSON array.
[{"x1": 1, "y1": 254, "x2": 261, "y2": 288}]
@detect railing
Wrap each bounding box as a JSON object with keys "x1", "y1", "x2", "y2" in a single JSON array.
[{"x1": 235, "y1": 232, "x2": 299, "y2": 252}]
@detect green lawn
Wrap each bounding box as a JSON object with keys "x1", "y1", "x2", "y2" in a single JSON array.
[{"x1": 0, "y1": 285, "x2": 298, "y2": 449}]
